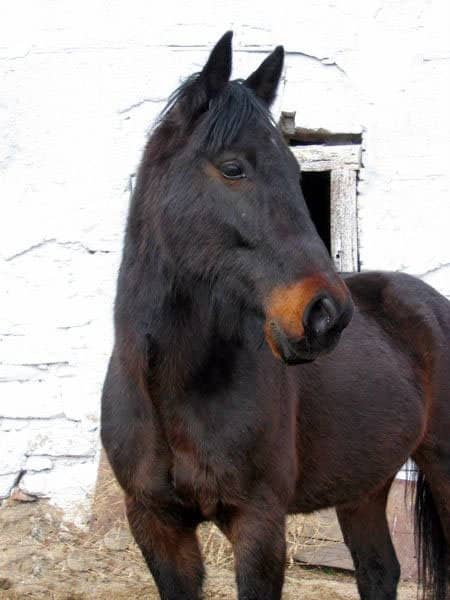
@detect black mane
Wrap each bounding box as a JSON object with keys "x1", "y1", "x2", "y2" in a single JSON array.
[
  {"x1": 193, "y1": 79, "x2": 276, "y2": 152},
  {"x1": 149, "y1": 76, "x2": 276, "y2": 160}
]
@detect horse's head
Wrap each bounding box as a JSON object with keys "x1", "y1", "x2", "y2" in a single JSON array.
[{"x1": 139, "y1": 31, "x2": 353, "y2": 364}]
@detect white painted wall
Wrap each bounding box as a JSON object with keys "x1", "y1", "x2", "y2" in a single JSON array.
[{"x1": 1, "y1": 1, "x2": 449, "y2": 521}]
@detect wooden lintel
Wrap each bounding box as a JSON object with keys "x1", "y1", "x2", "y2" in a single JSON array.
[{"x1": 292, "y1": 145, "x2": 361, "y2": 172}]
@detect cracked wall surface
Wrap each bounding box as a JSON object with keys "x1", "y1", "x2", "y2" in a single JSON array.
[{"x1": 1, "y1": 1, "x2": 449, "y2": 521}]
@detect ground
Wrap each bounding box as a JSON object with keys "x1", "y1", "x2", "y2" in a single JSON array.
[{"x1": 0, "y1": 498, "x2": 419, "y2": 600}]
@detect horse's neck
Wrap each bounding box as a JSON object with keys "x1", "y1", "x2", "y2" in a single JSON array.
[
  {"x1": 118, "y1": 244, "x2": 259, "y2": 399},
  {"x1": 146, "y1": 278, "x2": 247, "y2": 398}
]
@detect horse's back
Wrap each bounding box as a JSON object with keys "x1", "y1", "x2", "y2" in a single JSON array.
[
  {"x1": 344, "y1": 270, "x2": 450, "y2": 335},
  {"x1": 341, "y1": 271, "x2": 450, "y2": 312}
]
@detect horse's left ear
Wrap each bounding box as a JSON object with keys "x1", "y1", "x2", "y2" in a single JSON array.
[
  {"x1": 245, "y1": 46, "x2": 284, "y2": 106},
  {"x1": 200, "y1": 31, "x2": 233, "y2": 98}
]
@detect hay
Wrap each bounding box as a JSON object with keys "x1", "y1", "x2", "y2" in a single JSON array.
[
  {"x1": 90, "y1": 454, "x2": 334, "y2": 572},
  {"x1": 1, "y1": 496, "x2": 417, "y2": 599}
]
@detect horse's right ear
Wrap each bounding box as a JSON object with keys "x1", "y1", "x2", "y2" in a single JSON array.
[
  {"x1": 245, "y1": 46, "x2": 284, "y2": 106},
  {"x1": 199, "y1": 31, "x2": 233, "y2": 99}
]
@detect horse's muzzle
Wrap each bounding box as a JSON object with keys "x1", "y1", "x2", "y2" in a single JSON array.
[
  {"x1": 269, "y1": 294, "x2": 353, "y2": 364},
  {"x1": 264, "y1": 276, "x2": 354, "y2": 364}
]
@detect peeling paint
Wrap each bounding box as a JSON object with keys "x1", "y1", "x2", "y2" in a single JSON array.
[
  {"x1": 5, "y1": 239, "x2": 112, "y2": 261},
  {"x1": 56, "y1": 321, "x2": 92, "y2": 330},
  {"x1": 118, "y1": 97, "x2": 166, "y2": 115},
  {"x1": 6, "y1": 239, "x2": 57, "y2": 261},
  {"x1": 418, "y1": 262, "x2": 450, "y2": 278},
  {"x1": 284, "y1": 50, "x2": 347, "y2": 76}
]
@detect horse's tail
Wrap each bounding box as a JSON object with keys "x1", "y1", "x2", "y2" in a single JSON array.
[{"x1": 414, "y1": 470, "x2": 449, "y2": 600}]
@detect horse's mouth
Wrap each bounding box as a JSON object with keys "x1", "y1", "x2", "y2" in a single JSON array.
[{"x1": 265, "y1": 319, "x2": 342, "y2": 365}]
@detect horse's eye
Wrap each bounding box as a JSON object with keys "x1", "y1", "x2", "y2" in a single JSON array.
[{"x1": 220, "y1": 161, "x2": 246, "y2": 180}]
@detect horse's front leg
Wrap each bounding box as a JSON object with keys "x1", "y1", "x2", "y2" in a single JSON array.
[
  {"x1": 219, "y1": 503, "x2": 287, "y2": 600},
  {"x1": 126, "y1": 495, "x2": 204, "y2": 600}
]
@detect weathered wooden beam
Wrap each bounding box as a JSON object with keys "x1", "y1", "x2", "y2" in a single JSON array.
[
  {"x1": 330, "y1": 168, "x2": 358, "y2": 272},
  {"x1": 292, "y1": 145, "x2": 361, "y2": 172}
]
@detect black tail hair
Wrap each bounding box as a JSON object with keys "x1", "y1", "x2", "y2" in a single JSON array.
[{"x1": 414, "y1": 471, "x2": 449, "y2": 599}]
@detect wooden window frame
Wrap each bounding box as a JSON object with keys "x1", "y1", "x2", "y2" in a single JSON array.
[
  {"x1": 291, "y1": 144, "x2": 361, "y2": 273},
  {"x1": 280, "y1": 112, "x2": 362, "y2": 272}
]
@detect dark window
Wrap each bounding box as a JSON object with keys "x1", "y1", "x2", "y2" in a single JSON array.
[{"x1": 301, "y1": 171, "x2": 331, "y2": 254}]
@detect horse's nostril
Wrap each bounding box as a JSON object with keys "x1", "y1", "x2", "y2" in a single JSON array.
[{"x1": 303, "y1": 294, "x2": 338, "y2": 339}]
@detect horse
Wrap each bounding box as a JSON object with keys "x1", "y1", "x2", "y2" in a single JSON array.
[{"x1": 101, "y1": 32, "x2": 450, "y2": 600}]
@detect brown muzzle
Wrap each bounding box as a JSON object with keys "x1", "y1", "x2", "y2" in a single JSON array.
[{"x1": 264, "y1": 274, "x2": 353, "y2": 364}]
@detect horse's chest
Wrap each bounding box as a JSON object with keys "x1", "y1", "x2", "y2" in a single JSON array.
[
  {"x1": 170, "y1": 451, "x2": 220, "y2": 518},
  {"x1": 168, "y1": 423, "x2": 245, "y2": 518}
]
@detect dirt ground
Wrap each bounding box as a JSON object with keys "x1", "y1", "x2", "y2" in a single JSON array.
[{"x1": 0, "y1": 499, "x2": 418, "y2": 599}]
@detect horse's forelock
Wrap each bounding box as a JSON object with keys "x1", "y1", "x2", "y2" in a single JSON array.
[
  {"x1": 194, "y1": 81, "x2": 275, "y2": 153},
  {"x1": 148, "y1": 78, "x2": 275, "y2": 162}
]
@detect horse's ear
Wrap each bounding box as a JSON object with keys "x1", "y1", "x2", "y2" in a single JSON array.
[
  {"x1": 200, "y1": 31, "x2": 233, "y2": 98},
  {"x1": 245, "y1": 46, "x2": 284, "y2": 106},
  {"x1": 164, "y1": 32, "x2": 232, "y2": 135}
]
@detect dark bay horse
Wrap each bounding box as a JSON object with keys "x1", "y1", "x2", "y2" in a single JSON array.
[{"x1": 101, "y1": 32, "x2": 450, "y2": 599}]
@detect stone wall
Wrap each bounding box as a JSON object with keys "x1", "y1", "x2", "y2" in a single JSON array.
[{"x1": 1, "y1": 0, "x2": 449, "y2": 521}]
